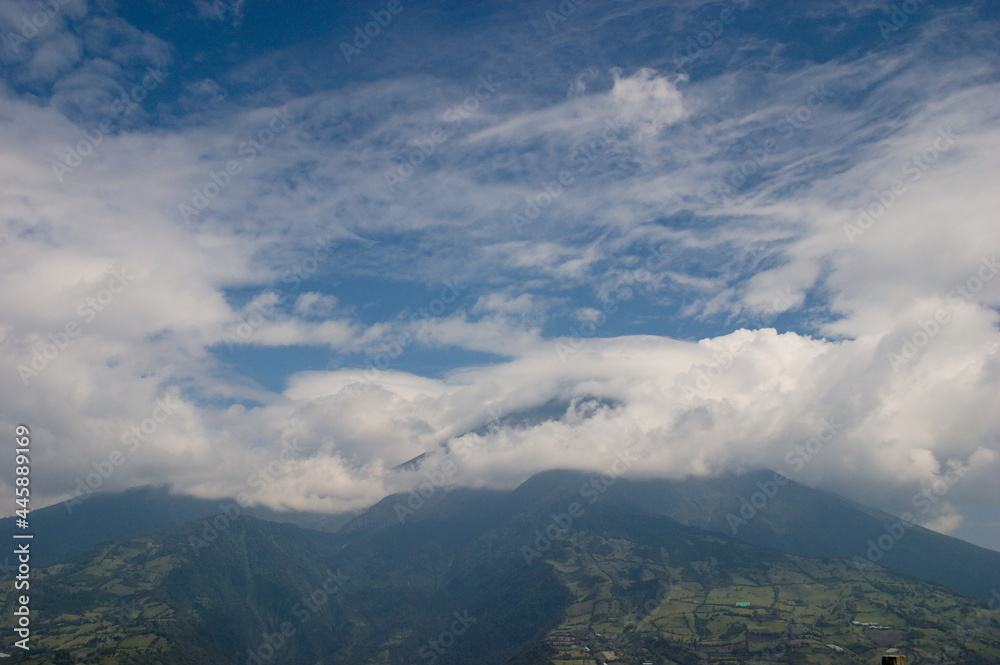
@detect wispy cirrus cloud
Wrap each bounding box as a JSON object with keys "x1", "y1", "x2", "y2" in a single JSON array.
[{"x1": 0, "y1": 0, "x2": 998, "y2": 549}]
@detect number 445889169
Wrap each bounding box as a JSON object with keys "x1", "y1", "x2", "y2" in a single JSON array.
[{"x1": 14, "y1": 424, "x2": 30, "y2": 520}]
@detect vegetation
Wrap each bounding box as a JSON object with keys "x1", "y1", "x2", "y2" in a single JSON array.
[{"x1": 2, "y1": 474, "x2": 999, "y2": 665}]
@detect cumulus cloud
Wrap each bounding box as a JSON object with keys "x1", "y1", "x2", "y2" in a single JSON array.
[
  {"x1": 610, "y1": 68, "x2": 686, "y2": 140},
  {"x1": 0, "y1": 0, "x2": 997, "y2": 550},
  {"x1": 156, "y1": 327, "x2": 1000, "y2": 528}
]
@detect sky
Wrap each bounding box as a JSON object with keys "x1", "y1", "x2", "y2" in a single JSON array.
[{"x1": 1, "y1": 0, "x2": 999, "y2": 551}]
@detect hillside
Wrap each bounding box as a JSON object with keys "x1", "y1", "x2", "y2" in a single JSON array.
[
  {"x1": 2, "y1": 472, "x2": 999, "y2": 665},
  {"x1": 596, "y1": 470, "x2": 1000, "y2": 605},
  {"x1": 0, "y1": 485, "x2": 354, "y2": 575}
]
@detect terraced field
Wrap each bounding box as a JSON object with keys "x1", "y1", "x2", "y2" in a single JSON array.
[{"x1": 540, "y1": 532, "x2": 1000, "y2": 665}]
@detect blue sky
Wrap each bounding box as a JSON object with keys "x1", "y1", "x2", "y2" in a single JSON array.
[{"x1": 1, "y1": 0, "x2": 999, "y2": 551}]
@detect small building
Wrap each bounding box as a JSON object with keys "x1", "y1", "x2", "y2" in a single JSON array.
[{"x1": 734, "y1": 602, "x2": 751, "y2": 608}]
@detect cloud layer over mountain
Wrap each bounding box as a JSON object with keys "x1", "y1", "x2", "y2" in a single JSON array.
[{"x1": 1, "y1": 0, "x2": 998, "y2": 548}]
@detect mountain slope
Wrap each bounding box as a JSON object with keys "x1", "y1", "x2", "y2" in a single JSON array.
[
  {"x1": 515, "y1": 503, "x2": 1000, "y2": 665},
  {"x1": 7, "y1": 469, "x2": 999, "y2": 608},
  {"x1": 3, "y1": 472, "x2": 999, "y2": 665},
  {"x1": 0, "y1": 485, "x2": 354, "y2": 574},
  {"x1": 595, "y1": 470, "x2": 1000, "y2": 604}
]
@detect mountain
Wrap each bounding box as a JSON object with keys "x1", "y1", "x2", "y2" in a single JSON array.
[
  {"x1": 2, "y1": 470, "x2": 1000, "y2": 665},
  {"x1": 591, "y1": 470, "x2": 1000, "y2": 605},
  {"x1": 6, "y1": 469, "x2": 999, "y2": 602},
  {"x1": 0, "y1": 485, "x2": 355, "y2": 575}
]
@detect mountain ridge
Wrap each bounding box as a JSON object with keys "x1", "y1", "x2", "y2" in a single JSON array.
[
  {"x1": 3, "y1": 471, "x2": 1000, "y2": 665},
  {"x1": 6, "y1": 469, "x2": 1000, "y2": 605}
]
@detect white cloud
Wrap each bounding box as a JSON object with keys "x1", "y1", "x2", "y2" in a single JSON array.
[
  {"x1": 610, "y1": 68, "x2": 686, "y2": 140},
  {"x1": 0, "y1": 0, "x2": 996, "y2": 550},
  {"x1": 164, "y1": 326, "x2": 995, "y2": 523}
]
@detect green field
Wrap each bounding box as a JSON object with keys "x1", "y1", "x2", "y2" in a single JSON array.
[
  {"x1": 3, "y1": 509, "x2": 999, "y2": 665},
  {"x1": 536, "y1": 531, "x2": 1000, "y2": 665}
]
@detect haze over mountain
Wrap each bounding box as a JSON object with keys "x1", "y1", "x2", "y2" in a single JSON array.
[
  {"x1": 0, "y1": 484, "x2": 352, "y2": 573},
  {"x1": 5, "y1": 471, "x2": 999, "y2": 602}
]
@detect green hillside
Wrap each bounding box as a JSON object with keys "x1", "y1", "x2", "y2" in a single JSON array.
[
  {"x1": 2, "y1": 474, "x2": 999, "y2": 665},
  {"x1": 522, "y1": 511, "x2": 1000, "y2": 665},
  {"x1": 603, "y1": 471, "x2": 1000, "y2": 605}
]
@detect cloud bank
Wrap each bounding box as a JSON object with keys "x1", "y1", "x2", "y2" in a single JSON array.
[{"x1": 0, "y1": 0, "x2": 998, "y2": 548}]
